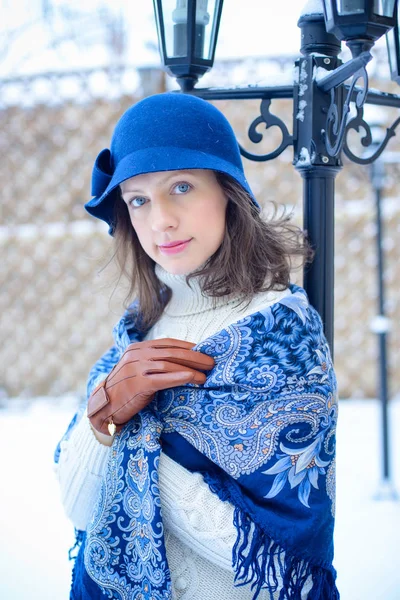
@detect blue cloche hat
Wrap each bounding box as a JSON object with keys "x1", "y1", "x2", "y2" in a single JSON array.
[{"x1": 85, "y1": 92, "x2": 260, "y2": 233}]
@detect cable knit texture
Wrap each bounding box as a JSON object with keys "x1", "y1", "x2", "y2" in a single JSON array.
[
  {"x1": 56, "y1": 266, "x2": 303, "y2": 599},
  {"x1": 57, "y1": 407, "x2": 110, "y2": 531},
  {"x1": 148, "y1": 265, "x2": 290, "y2": 343}
]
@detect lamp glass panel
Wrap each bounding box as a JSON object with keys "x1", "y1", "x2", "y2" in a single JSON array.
[
  {"x1": 196, "y1": 0, "x2": 217, "y2": 59},
  {"x1": 385, "y1": 1, "x2": 400, "y2": 80},
  {"x1": 386, "y1": 26, "x2": 396, "y2": 73},
  {"x1": 337, "y1": 0, "x2": 365, "y2": 14},
  {"x1": 164, "y1": 0, "x2": 189, "y2": 58},
  {"x1": 324, "y1": 0, "x2": 334, "y2": 21},
  {"x1": 373, "y1": 0, "x2": 396, "y2": 17}
]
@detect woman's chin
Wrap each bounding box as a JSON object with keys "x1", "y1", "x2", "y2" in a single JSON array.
[
  {"x1": 155, "y1": 256, "x2": 205, "y2": 276},
  {"x1": 159, "y1": 263, "x2": 194, "y2": 276}
]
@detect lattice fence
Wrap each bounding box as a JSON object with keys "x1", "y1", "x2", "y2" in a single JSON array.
[{"x1": 0, "y1": 62, "x2": 399, "y2": 399}]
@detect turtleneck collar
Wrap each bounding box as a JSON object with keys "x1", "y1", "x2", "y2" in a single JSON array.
[{"x1": 155, "y1": 264, "x2": 242, "y2": 317}]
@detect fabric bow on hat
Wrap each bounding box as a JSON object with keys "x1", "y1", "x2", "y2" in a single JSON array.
[{"x1": 91, "y1": 148, "x2": 113, "y2": 198}]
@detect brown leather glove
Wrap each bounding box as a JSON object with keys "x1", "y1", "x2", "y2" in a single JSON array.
[{"x1": 87, "y1": 338, "x2": 215, "y2": 436}]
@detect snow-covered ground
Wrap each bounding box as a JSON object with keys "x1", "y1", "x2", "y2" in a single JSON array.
[{"x1": 0, "y1": 396, "x2": 399, "y2": 600}]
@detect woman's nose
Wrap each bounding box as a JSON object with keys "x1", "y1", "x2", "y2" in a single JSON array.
[{"x1": 150, "y1": 200, "x2": 179, "y2": 232}]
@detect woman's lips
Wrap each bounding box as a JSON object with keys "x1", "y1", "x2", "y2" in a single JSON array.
[{"x1": 158, "y1": 238, "x2": 192, "y2": 255}]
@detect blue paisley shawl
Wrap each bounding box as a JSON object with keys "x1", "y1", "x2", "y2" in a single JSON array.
[{"x1": 55, "y1": 285, "x2": 339, "y2": 600}]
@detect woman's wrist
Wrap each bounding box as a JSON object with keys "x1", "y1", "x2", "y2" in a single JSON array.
[{"x1": 90, "y1": 422, "x2": 114, "y2": 446}]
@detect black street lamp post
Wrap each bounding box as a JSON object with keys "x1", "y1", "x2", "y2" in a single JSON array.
[
  {"x1": 369, "y1": 149, "x2": 399, "y2": 499},
  {"x1": 152, "y1": 0, "x2": 400, "y2": 359}
]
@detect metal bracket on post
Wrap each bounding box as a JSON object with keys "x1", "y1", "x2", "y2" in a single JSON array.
[{"x1": 319, "y1": 52, "x2": 372, "y2": 158}]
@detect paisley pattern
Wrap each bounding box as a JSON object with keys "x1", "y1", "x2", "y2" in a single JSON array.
[
  {"x1": 60, "y1": 285, "x2": 339, "y2": 600},
  {"x1": 82, "y1": 411, "x2": 171, "y2": 600},
  {"x1": 159, "y1": 302, "x2": 337, "y2": 485}
]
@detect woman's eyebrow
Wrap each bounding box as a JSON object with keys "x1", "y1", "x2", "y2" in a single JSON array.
[
  {"x1": 121, "y1": 171, "x2": 196, "y2": 196},
  {"x1": 121, "y1": 187, "x2": 144, "y2": 196},
  {"x1": 154, "y1": 170, "x2": 196, "y2": 186}
]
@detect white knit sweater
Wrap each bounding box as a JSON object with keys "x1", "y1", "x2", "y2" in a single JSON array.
[{"x1": 56, "y1": 267, "x2": 312, "y2": 600}]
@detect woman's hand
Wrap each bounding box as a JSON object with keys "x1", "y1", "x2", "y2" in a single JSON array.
[{"x1": 87, "y1": 338, "x2": 215, "y2": 436}]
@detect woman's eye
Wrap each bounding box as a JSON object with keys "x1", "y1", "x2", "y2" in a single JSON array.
[
  {"x1": 173, "y1": 182, "x2": 191, "y2": 194},
  {"x1": 130, "y1": 196, "x2": 147, "y2": 208}
]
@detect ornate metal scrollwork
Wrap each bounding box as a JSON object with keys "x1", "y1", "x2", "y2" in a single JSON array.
[
  {"x1": 239, "y1": 98, "x2": 293, "y2": 162},
  {"x1": 324, "y1": 66, "x2": 369, "y2": 158},
  {"x1": 343, "y1": 110, "x2": 400, "y2": 165}
]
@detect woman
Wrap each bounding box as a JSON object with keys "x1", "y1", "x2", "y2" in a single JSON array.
[{"x1": 55, "y1": 92, "x2": 339, "y2": 600}]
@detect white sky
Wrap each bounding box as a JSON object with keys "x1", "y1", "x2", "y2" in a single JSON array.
[
  {"x1": 0, "y1": 0, "x2": 351, "y2": 76},
  {"x1": 0, "y1": 0, "x2": 391, "y2": 78}
]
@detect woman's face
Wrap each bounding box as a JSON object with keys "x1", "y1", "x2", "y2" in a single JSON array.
[{"x1": 120, "y1": 169, "x2": 228, "y2": 275}]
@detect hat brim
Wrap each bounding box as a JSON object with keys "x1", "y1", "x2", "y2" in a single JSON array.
[{"x1": 85, "y1": 146, "x2": 259, "y2": 234}]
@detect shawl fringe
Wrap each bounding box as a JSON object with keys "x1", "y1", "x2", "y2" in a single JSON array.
[
  {"x1": 204, "y1": 473, "x2": 339, "y2": 600},
  {"x1": 68, "y1": 528, "x2": 85, "y2": 561}
]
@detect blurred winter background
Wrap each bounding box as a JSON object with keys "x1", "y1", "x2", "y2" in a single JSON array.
[{"x1": 0, "y1": 1, "x2": 399, "y2": 598}]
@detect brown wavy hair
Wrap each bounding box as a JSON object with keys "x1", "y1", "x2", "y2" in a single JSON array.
[{"x1": 112, "y1": 172, "x2": 313, "y2": 331}]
